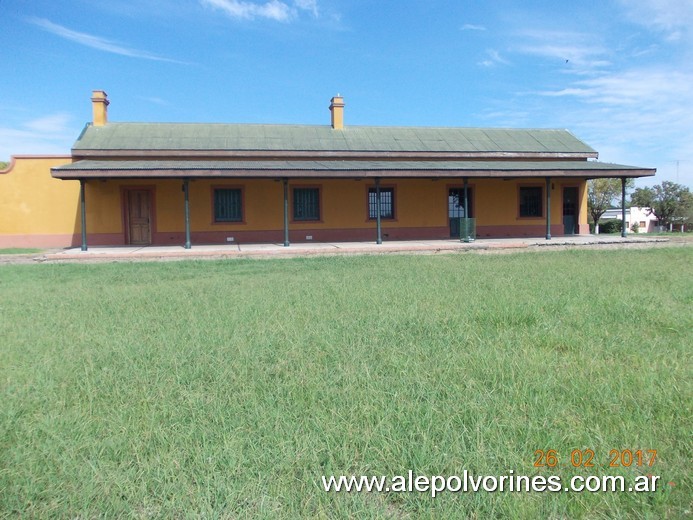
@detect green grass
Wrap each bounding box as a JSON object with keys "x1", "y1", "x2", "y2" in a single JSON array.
[
  {"x1": 1, "y1": 248, "x2": 691, "y2": 518},
  {"x1": 0, "y1": 248, "x2": 43, "y2": 255}
]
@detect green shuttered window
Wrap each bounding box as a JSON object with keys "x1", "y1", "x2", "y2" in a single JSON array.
[
  {"x1": 214, "y1": 188, "x2": 242, "y2": 222},
  {"x1": 293, "y1": 188, "x2": 320, "y2": 221}
]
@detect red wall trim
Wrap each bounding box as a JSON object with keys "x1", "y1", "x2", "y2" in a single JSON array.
[
  {"x1": 476, "y1": 224, "x2": 563, "y2": 238},
  {"x1": 0, "y1": 234, "x2": 78, "y2": 248},
  {"x1": 138, "y1": 224, "x2": 572, "y2": 246},
  {"x1": 0, "y1": 224, "x2": 582, "y2": 249},
  {"x1": 0, "y1": 233, "x2": 125, "y2": 248}
]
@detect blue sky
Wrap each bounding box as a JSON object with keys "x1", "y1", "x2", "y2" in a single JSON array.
[{"x1": 1, "y1": 0, "x2": 691, "y2": 188}]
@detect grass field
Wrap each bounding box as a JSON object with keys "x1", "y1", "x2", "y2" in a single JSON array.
[{"x1": 1, "y1": 248, "x2": 690, "y2": 518}]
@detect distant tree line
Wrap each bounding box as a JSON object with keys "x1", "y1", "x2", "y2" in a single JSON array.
[
  {"x1": 588, "y1": 179, "x2": 692, "y2": 232},
  {"x1": 631, "y1": 181, "x2": 692, "y2": 230}
]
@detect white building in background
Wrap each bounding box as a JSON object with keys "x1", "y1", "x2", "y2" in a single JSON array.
[{"x1": 600, "y1": 207, "x2": 659, "y2": 233}]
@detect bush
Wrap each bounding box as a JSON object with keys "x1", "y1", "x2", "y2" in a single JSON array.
[{"x1": 597, "y1": 220, "x2": 623, "y2": 234}]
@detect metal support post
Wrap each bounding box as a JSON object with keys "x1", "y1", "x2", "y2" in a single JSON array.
[
  {"x1": 183, "y1": 179, "x2": 191, "y2": 249},
  {"x1": 463, "y1": 177, "x2": 470, "y2": 243},
  {"x1": 375, "y1": 177, "x2": 382, "y2": 244},
  {"x1": 621, "y1": 177, "x2": 627, "y2": 238},
  {"x1": 283, "y1": 178, "x2": 290, "y2": 247},
  {"x1": 545, "y1": 177, "x2": 552, "y2": 240},
  {"x1": 80, "y1": 179, "x2": 88, "y2": 251}
]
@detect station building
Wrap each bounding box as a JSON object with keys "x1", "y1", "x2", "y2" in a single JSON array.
[{"x1": 0, "y1": 92, "x2": 655, "y2": 249}]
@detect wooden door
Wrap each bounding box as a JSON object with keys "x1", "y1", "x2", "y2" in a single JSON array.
[{"x1": 127, "y1": 190, "x2": 151, "y2": 245}]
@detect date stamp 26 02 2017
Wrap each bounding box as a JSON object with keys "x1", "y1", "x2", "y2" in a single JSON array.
[{"x1": 534, "y1": 449, "x2": 657, "y2": 468}]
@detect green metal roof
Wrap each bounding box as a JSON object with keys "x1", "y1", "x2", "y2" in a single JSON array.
[
  {"x1": 59, "y1": 121, "x2": 659, "y2": 180},
  {"x1": 52, "y1": 159, "x2": 655, "y2": 179},
  {"x1": 72, "y1": 123, "x2": 598, "y2": 155}
]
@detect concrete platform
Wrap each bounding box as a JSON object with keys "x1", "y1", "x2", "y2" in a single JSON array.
[{"x1": 33, "y1": 235, "x2": 673, "y2": 263}]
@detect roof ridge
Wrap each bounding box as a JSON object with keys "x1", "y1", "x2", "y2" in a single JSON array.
[{"x1": 99, "y1": 121, "x2": 571, "y2": 132}]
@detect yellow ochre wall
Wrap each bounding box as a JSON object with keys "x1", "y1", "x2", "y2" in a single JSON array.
[
  {"x1": 472, "y1": 178, "x2": 590, "y2": 236},
  {"x1": 0, "y1": 158, "x2": 589, "y2": 248},
  {"x1": 0, "y1": 156, "x2": 79, "y2": 247},
  {"x1": 81, "y1": 177, "x2": 588, "y2": 245}
]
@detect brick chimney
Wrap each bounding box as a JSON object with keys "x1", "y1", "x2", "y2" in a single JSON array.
[
  {"x1": 329, "y1": 95, "x2": 344, "y2": 130},
  {"x1": 91, "y1": 90, "x2": 109, "y2": 126}
]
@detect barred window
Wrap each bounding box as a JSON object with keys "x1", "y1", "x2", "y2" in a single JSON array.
[
  {"x1": 519, "y1": 186, "x2": 543, "y2": 218},
  {"x1": 368, "y1": 187, "x2": 394, "y2": 219},
  {"x1": 214, "y1": 188, "x2": 242, "y2": 222},
  {"x1": 293, "y1": 188, "x2": 320, "y2": 221}
]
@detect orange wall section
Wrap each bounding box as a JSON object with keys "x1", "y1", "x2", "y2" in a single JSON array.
[
  {"x1": 0, "y1": 156, "x2": 78, "y2": 247},
  {"x1": 179, "y1": 177, "x2": 587, "y2": 233},
  {"x1": 78, "y1": 177, "x2": 590, "y2": 238},
  {"x1": 85, "y1": 181, "x2": 125, "y2": 234},
  {"x1": 171, "y1": 178, "x2": 452, "y2": 232},
  {"x1": 0, "y1": 164, "x2": 590, "y2": 247},
  {"x1": 187, "y1": 179, "x2": 284, "y2": 232}
]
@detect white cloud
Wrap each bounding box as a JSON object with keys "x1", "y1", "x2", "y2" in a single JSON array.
[
  {"x1": 535, "y1": 66, "x2": 693, "y2": 186},
  {"x1": 0, "y1": 113, "x2": 77, "y2": 159},
  {"x1": 542, "y1": 69, "x2": 692, "y2": 107},
  {"x1": 201, "y1": 0, "x2": 318, "y2": 22},
  {"x1": 461, "y1": 24, "x2": 486, "y2": 31},
  {"x1": 294, "y1": 0, "x2": 318, "y2": 17},
  {"x1": 23, "y1": 113, "x2": 72, "y2": 135},
  {"x1": 487, "y1": 12, "x2": 693, "y2": 187},
  {"x1": 514, "y1": 29, "x2": 611, "y2": 74},
  {"x1": 617, "y1": 0, "x2": 693, "y2": 42},
  {"x1": 137, "y1": 96, "x2": 170, "y2": 106},
  {"x1": 537, "y1": 68, "x2": 693, "y2": 137},
  {"x1": 478, "y1": 49, "x2": 509, "y2": 68},
  {"x1": 28, "y1": 18, "x2": 182, "y2": 63}
]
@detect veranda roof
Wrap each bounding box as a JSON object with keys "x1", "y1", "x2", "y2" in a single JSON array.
[{"x1": 52, "y1": 159, "x2": 655, "y2": 179}]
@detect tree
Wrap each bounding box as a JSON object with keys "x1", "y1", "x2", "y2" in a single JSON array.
[
  {"x1": 631, "y1": 181, "x2": 693, "y2": 230},
  {"x1": 587, "y1": 178, "x2": 633, "y2": 233},
  {"x1": 0, "y1": 161, "x2": 8, "y2": 170},
  {"x1": 682, "y1": 204, "x2": 693, "y2": 231}
]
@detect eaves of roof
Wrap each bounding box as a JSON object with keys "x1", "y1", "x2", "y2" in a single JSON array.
[{"x1": 51, "y1": 159, "x2": 656, "y2": 180}]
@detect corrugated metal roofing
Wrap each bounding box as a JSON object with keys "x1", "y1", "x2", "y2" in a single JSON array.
[
  {"x1": 72, "y1": 123, "x2": 598, "y2": 155},
  {"x1": 52, "y1": 159, "x2": 656, "y2": 179},
  {"x1": 55, "y1": 159, "x2": 648, "y2": 171}
]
